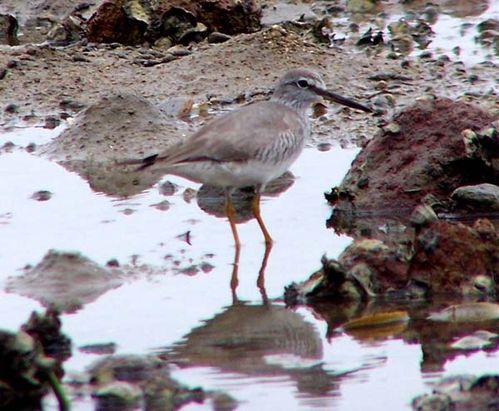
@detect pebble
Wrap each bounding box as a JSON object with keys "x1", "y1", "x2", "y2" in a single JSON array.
[
  {"x1": 207, "y1": 32, "x2": 231, "y2": 44},
  {"x1": 31, "y1": 190, "x2": 52, "y2": 201},
  {"x1": 451, "y1": 183, "x2": 499, "y2": 210}
]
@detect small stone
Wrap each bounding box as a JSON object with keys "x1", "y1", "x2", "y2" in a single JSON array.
[
  {"x1": 400, "y1": 59, "x2": 410, "y2": 68},
  {"x1": 383, "y1": 122, "x2": 401, "y2": 134},
  {"x1": 25, "y1": 143, "x2": 36, "y2": 153},
  {"x1": 410, "y1": 204, "x2": 438, "y2": 227},
  {"x1": 418, "y1": 51, "x2": 433, "y2": 59},
  {"x1": 0, "y1": 68, "x2": 6, "y2": 80},
  {"x1": 6, "y1": 59, "x2": 18, "y2": 68},
  {"x1": 183, "y1": 188, "x2": 197, "y2": 203},
  {"x1": 31, "y1": 190, "x2": 52, "y2": 201},
  {"x1": 106, "y1": 259, "x2": 120, "y2": 267},
  {"x1": 451, "y1": 183, "x2": 499, "y2": 210},
  {"x1": 94, "y1": 381, "x2": 141, "y2": 408},
  {"x1": 158, "y1": 181, "x2": 179, "y2": 196},
  {"x1": 167, "y1": 45, "x2": 191, "y2": 56},
  {"x1": 72, "y1": 53, "x2": 90, "y2": 63},
  {"x1": 207, "y1": 32, "x2": 231, "y2": 44},
  {"x1": 44, "y1": 116, "x2": 60, "y2": 129},
  {"x1": 150, "y1": 200, "x2": 171, "y2": 211},
  {"x1": 317, "y1": 142, "x2": 332, "y2": 152},
  {"x1": 4, "y1": 103, "x2": 18, "y2": 113},
  {"x1": 154, "y1": 37, "x2": 173, "y2": 49}
]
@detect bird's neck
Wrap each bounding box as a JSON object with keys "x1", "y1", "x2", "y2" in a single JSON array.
[{"x1": 270, "y1": 95, "x2": 312, "y2": 116}]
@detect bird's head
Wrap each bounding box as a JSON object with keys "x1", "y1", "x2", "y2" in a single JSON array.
[{"x1": 272, "y1": 69, "x2": 372, "y2": 114}]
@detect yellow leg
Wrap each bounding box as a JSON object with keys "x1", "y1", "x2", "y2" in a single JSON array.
[
  {"x1": 224, "y1": 191, "x2": 241, "y2": 250},
  {"x1": 250, "y1": 192, "x2": 273, "y2": 245}
]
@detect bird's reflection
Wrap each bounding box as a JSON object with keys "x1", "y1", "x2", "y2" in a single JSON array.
[{"x1": 163, "y1": 301, "x2": 341, "y2": 401}]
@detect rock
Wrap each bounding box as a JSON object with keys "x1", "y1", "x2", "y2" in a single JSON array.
[
  {"x1": 410, "y1": 204, "x2": 438, "y2": 228},
  {"x1": 93, "y1": 381, "x2": 142, "y2": 410},
  {"x1": 207, "y1": 31, "x2": 231, "y2": 44},
  {"x1": 409, "y1": 221, "x2": 498, "y2": 297},
  {"x1": 285, "y1": 217, "x2": 498, "y2": 304},
  {"x1": 476, "y1": 18, "x2": 499, "y2": 51},
  {"x1": 428, "y1": 303, "x2": 499, "y2": 322},
  {"x1": 30, "y1": 190, "x2": 53, "y2": 201},
  {"x1": 0, "y1": 310, "x2": 71, "y2": 410},
  {"x1": 86, "y1": 0, "x2": 147, "y2": 45},
  {"x1": 329, "y1": 98, "x2": 497, "y2": 214},
  {"x1": 88, "y1": 354, "x2": 207, "y2": 409},
  {"x1": 38, "y1": 92, "x2": 188, "y2": 197},
  {"x1": 0, "y1": 13, "x2": 18, "y2": 45},
  {"x1": 412, "y1": 375, "x2": 499, "y2": 411},
  {"x1": 6, "y1": 250, "x2": 123, "y2": 312},
  {"x1": 87, "y1": 0, "x2": 261, "y2": 45},
  {"x1": 451, "y1": 183, "x2": 499, "y2": 210}
]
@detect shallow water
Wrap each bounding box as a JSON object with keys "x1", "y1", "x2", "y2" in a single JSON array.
[{"x1": 1, "y1": 126, "x2": 498, "y2": 410}]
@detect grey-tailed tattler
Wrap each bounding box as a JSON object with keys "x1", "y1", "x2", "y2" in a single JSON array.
[{"x1": 124, "y1": 69, "x2": 372, "y2": 249}]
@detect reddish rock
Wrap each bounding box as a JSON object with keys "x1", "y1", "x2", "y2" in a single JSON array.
[
  {"x1": 284, "y1": 219, "x2": 497, "y2": 305},
  {"x1": 409, "y1": 219, "x2": 498, "y2": 296},
  {"x1": 331, "y1": 98, "x2": 497, "y2": 213},
  {"x1": 86, "y1": 0, "x2": 261, "y2": 45},
  {"x1": 86, "y1": 0, "x2": 147, "y2": 45}
]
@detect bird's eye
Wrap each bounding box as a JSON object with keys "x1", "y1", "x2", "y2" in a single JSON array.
[{"x1": 297, "y1": 79, "x2": 309, "y2": 88}]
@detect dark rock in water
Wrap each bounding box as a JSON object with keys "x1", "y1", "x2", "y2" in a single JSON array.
[
  {"x1": 0, "y1": 310, "x2": 70, "y2": 410},
  {"x1": 329, "y1": 98, "x2": 497, "y2": 215},
  {"x1": 31, "y1": 190, "x2": 53, "y2": 201},
  {"x1": 6, "y1": 250, "x2": 123, "y2": 312},
  {"x1": 88, "y1": 354, "x2": 208, "y2": 409},
  {"x1": 412, "y1": 375, "x2": 499, "y2": 411},
  {"x1": 285, "y1": 218, "x2": 498, "y2": 304},
  {"x1": 451, "y1": 183, "x2": 499, "y2": 210},
  {"x1": 22, "y1": 309, "x2": 72, "y2": 364},
  {"x1": 87, "y1": 0, "x2": 261, "y2": 45}
]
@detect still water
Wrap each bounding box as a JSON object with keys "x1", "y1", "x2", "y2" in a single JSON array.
[{"x1": 0, "y1": 126, "x2": 497, "y2": 410}]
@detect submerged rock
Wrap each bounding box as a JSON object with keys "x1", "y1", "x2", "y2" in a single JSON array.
[
  {"x1": 6, "y1": 250, "x2": 123, "y2": 312},
  {"x1": 88, "y1": 354, "x2": 208, "y2": 409},
  {"x1": 412, "y1": 375, "x2": 499, "y2": 411}
]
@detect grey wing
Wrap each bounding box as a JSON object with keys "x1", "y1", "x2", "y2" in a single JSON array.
[{"x1": 150, "y1": 102, "x2": 306, "y2": 167}]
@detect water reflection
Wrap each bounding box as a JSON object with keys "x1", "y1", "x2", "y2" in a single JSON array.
[
  {"x1": 164, "y1": 302, "x2": 347, "y2": 402},
  {"x1": 307, "y1": 299, "x2": 499, "y2": 373}
]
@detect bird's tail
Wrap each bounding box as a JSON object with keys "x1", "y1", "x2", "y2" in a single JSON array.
[{"x1": 117, "y1": 154, "x2": 159, "y2": 171}]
